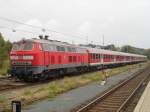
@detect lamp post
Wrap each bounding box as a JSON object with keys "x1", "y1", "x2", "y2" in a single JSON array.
[
  {"x1": 12, "y1": 101, "x2": 21, "y2": 112},
  {"x1": 101, "y1": 34, "x2": 107, "y2": 85}
]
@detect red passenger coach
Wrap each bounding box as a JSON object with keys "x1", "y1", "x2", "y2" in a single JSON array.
[
  {"x1": 9, "y1": 37, "x2": 147, "y2": 81},
  {"x1": 87, "y1": 47, "x2": 147, "y2": 67}
]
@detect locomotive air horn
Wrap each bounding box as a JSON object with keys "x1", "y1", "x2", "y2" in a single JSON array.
[
  {"x1": 39, "y1": 35, "x2": 43, "y2": 39},
  {"x1": 45, "y1": 35, "x2": 49, "y2": 40}
]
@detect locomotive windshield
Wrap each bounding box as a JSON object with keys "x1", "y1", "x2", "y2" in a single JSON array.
[{"x1": 12, "y1": 41, "x2": 34, "y2": 51}]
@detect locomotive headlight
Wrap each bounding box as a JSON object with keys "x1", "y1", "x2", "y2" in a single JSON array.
[
  {"x1": 10, "y1": 56, "x2": 18, "y2": 60},
  {"x1": 23, "y1": 56, "x2": 34, "y2": 60}
]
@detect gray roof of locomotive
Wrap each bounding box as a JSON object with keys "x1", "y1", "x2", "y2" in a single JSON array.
[{"x1": 19, "y1": 38, "x2": 147, "y2": 58}]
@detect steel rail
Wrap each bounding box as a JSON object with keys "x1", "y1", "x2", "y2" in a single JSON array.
[{"x1": 75, "y1": 65, "x2": 150, "y2": 112}]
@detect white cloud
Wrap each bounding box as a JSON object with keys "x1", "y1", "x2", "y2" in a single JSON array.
[{"x1": 45, "y1": 19, "x2": 60, "y2": 29}]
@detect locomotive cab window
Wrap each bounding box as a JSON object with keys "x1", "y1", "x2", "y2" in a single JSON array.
[
  {"x1": 23, "y1": 42, "x2": 33, "y2": 50},
  {"x1": 12, "y1": 43, "x2": 20, "y2": 50},
  {"x1": 12, "y1": 42, "x2": 34, "y2": 51}
]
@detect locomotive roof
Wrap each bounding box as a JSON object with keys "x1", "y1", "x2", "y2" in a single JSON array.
[
  {"x1": 16, "y1": 38, "x2": 146, "y2": 58},
  {"x1": 25, "y1": 38, "x2": 88, "y2": 53},
  {"x1": 31, "y1": 38, "x2": 82, "y2": 48}
]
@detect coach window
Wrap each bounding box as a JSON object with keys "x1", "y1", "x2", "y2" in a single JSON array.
[
  {"x1": 90, "y1": 54, "x2": 93, "y2": 60},
  {"x1": 51, "y1": 45, "x2": 56, "y2": 51},
  {"x1": 106, "y1": 55, "x2": 108, "y2": 59},
  {"x1": 42, "y1": 44, "x2": 49, "y2": 51},
  {"x1": 61, "y1": 47, "x2": 65, "y2": 51},
  {"x1": 91, "y1": 54, "x2": 93, "y2": 60},
  {"x1": 104, "y1": 55, "x2": 107, "y2": 59},
  {"x1": 116, "y1": 56, "x2": 119, "y2": 59},
  {"x1": 67, "y1": 47, "x2": 72, "y2": 52},
  {"x1": 109, "y1": 55, "x2": 111, "y2": 59},
  {"x1": 92, "y1": 54, "x2": 95, "y2": 60},
  {"x1": 105, "y1": 55, "x2": 107, "y2": 59},
  {"x1": 107, "y1": 55, "x2": 109, "y2": 59},
  {"x1": 57, "y1": 46, "x2": 65, "y2": 52},
  {"x1": 110, "y1": 55, "x2": 113, "y2": 59},
  {"x1": 94, "y1": 54, "x2": 96, "y2": 59},
  {"x1": 103, "y1": 54, "x2": 105, "y2": 59},
  {"x1": 100, "y1": 54, "x2": 103, "y2": 59},
  {"x1": 110, "y1": 55, "x2": 111, "y2": 59},
  {"x1": 112, "y1": 55, "x2": 114, "y2": 59},
  {"x1": 47, "y1": 44, "x2": 54, "y2": 51},
  {"x1": 98, "y1": 54, "x2": 101, "y2": 59},
  {"x1": 106, "y1": 55, "x2": 109, "y2": 59},
  {"x1": 72, "y1": 48, "x2": 76, "y2": 52},
  {"x1": 96, "y1": 54, "x2": 99, "y2": 59},
  {"x1": 56, "y1": 46, "x2": 61, "y2": 51},
  {"x1": 103, "y1": 55, "x2": 105, "y2": 59}
]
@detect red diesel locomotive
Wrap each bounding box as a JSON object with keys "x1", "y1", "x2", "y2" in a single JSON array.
[{"x1": 9, "y1": 36, "x2": 147, "y2": 81}]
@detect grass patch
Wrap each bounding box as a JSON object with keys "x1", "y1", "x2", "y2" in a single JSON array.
[
  {"x1": 0, "y1": 60, "x2": 9, "y2": 76},
  {"x1": 35, "y1": 87, "x2": 46, "y2": 93},
  {"x1": 0, "y1": 95, "x2": 7, "y2": 104},
  {"x1": 23, "y1": 90, "x2": 32, "y2": 96}
]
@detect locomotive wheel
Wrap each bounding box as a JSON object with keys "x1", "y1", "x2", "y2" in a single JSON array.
[{"x1": 24, "y1": 74, "x2": 37, "y2": 82}]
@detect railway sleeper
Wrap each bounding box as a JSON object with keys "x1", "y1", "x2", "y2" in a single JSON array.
[
  {"x1": 105, "y1": 97, "x2": 127, "y2": 101},
  {"x1": 103, "y1": 100, "x2": 123, "y2": 104},
  {"x1": 95, "y1": 103, "x2": 120, "y2": 108},
  {"x1": 94, "y1": 107, "x2": 119, "y2": 111},
  {"x1": 113, "y1": 93, "x2": 131, "y2": 97},
  {"x1": 99, "y1": 102, "x2": 121, "y2": 106},
  {"x1": 107, "y1": 96, "x2": 128, "y2": 99},
  {"x1": 88, "y1": 108, "x2": 117, "y2": 112}
]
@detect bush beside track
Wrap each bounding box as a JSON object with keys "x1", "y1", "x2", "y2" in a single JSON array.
[{"x1": 0, "y1": 62, "x2": 147, "y2": 111}]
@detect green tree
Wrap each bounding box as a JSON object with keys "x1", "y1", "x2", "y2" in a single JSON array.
[{"x1": 0, "y1": 33, "x2": 12, "y2": 75}]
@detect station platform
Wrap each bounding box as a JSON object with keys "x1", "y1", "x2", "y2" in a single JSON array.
[{"x1": 134, "y1": 81, "x2": 150, "y2": 112}]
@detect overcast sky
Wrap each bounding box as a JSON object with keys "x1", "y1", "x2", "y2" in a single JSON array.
[{"x1": 0, "y1": 0, "x2": 150, "y2": 48}]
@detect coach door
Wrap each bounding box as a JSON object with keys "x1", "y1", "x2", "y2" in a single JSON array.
[
  {"x1": 81, "y1": 54, "x2": 84, "y2": 65},
  {"x1": 43, "y1": 44, "x2": 49, "y2": 67},
  {"x1": 44, "y1": 51, "x2": 49, "y2": 66}
]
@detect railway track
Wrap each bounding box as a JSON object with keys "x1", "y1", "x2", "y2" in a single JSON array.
[
  {"x1": 0, "y1": 77, "x2": 28, "y2": 91},
  {"x1": 74, "y1": 65, "x2": 150, "y2": 112}
]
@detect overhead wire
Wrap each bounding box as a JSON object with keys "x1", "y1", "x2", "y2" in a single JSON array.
[
  {"x1": 0, "y1": 16, "x2": 102, "y2": 45},
  {"x1": 0, "y1": 26, "x2": 35, "y2": 34},
  {"x1": 0, "y1": 16, "x2": 87, "y2": 41},
  {"x1": 0, "y1": 25, "x2": 85, "y2": 44}
]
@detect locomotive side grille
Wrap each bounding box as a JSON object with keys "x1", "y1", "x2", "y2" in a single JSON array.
[{"x1": 12, "y1": 61, "x2": 32, "y2": 65}]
